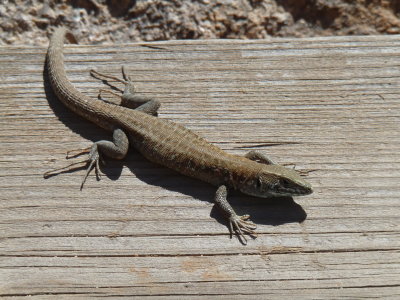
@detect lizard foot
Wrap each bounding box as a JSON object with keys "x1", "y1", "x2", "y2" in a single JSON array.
[
  {"x1": 228, "y1": 214, "x2": 257, "y2": 245},
  {"x1": 43, "y1": 145, "x2": 104, "y2": 190},
  {"x1": 90, "y1": 67, "x2": 131, "y2": 93}
]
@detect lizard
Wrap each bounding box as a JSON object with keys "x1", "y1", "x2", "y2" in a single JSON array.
[{"x1": 45, "y1": 27, "x2": 313, "y2": 244}]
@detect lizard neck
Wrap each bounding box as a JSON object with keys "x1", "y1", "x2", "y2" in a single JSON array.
[
  {"x1": 225, "y1": 156, "x2": 263, "y2": 190},
  {"x1": 191, "y1": 152, "x2": 263, "y2": 189}
]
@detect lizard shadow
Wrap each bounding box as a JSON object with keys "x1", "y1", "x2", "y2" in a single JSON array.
[
  {"x1": 43, "y1": 62, "x2": 307, "y2": 228},
  {"x1": 122, "y1": 152, "x2": 307, "y2": 228},
  {"x1": 210, "y1": 192, "x2": 307, "y2": 228},
  {"x1": 131, "y1": 156, "x2": 307, "y2": 228}
]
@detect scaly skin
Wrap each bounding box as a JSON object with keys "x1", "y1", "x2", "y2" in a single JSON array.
[{"x1": 46, "y1": 27, "x2": 313, "y2": 244}]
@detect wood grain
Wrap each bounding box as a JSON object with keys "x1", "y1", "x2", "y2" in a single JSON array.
[{"x1": 0, "y1": 35, "x2": 399, "y2": 298}]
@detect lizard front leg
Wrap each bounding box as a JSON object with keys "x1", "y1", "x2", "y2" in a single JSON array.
[
  {"x1": 214, "y1": 185, "x2": 257, "y2": 245},
  {"x1": 90, "y1": 67, "x2": 160, "y2": 116}
]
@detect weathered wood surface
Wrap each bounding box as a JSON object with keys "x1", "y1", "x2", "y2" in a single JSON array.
[{"x1": 1, "y1": 35, "x2": 399, "y2": 298}]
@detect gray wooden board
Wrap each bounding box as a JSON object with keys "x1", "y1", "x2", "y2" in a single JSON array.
[{"x1": 0, "y1": 35, "x2": 399, "y2": 298}]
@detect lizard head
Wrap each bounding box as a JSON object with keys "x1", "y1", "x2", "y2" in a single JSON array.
[{"x1": 239, "y1": 165, "x2": 313, "y2": 198}]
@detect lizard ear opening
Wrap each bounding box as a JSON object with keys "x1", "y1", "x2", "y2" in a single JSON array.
[
  {"x1": 256, "y1": 177, "x2": 262, "y2": 188},
  {"x1": 280, "y1": 178, "x2": 290, "y2": 187}
]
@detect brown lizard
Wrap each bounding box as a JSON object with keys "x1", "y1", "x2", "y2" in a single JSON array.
[{"x1": 45, "y1": 27, "x2": 313, "y2": 244}]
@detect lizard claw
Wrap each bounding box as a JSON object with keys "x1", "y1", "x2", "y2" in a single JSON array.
[{"x1": 228, "y1": 214, "x2": 257, "y2": 245}]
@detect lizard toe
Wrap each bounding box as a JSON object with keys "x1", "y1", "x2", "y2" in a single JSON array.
[{"x1": 229, "y1": 215, "x2": 257, "y2": 245}]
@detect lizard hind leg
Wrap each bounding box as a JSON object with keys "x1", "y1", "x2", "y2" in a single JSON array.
[
  {"x1": 90, "y1": 67, "x2": 160, "y2": 115},
  {"x1": 44, "y1": 129, "x2": 129, "y2": 190},
  {"x1": 120, "y1": 66, "x2": 160, "y2": 115},
  {"x1": 80, "y1": 128, "x2": 129, "y2": 189}
]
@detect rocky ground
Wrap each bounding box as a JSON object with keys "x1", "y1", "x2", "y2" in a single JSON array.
[{"x1": 1, "y1": 0, "x2": 399, "y2": 46}]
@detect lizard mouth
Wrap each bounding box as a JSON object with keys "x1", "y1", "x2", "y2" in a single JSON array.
[{"x1": 274, "y1": 185, "x2": 313, "y2": 196}]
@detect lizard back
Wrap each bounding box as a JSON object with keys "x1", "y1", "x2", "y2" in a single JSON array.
[{"x1": 120, "y1": 111, "x2": 262, "y2": 187}]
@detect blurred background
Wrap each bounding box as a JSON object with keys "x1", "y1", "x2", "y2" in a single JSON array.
[{"x1": 1, "y1": 0, "x2": 399, "y2": 46}]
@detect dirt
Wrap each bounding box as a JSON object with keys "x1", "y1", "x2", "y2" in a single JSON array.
[{"x1": 0, "y1": 0, "x2": 399, "y2": 46}]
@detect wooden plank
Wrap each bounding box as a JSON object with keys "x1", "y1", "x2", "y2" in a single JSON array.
[
  {"x1": 1, "y1": 252, "x2": 399, "y2": 297},
  {"x1": 0, "y1": 35, "x2": 400, "y2": 298}
]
